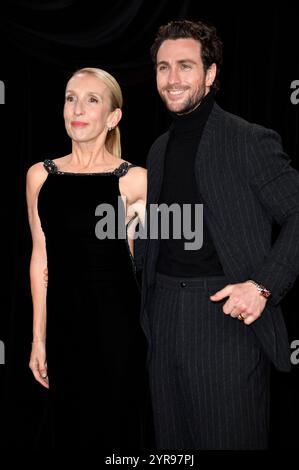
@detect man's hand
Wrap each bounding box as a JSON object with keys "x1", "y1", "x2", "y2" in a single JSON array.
[{"x1": 210, "y1": 281, "x2": 268, "y2": 325}]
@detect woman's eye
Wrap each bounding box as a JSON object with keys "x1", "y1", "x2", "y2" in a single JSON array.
[{"x1": 65, "y1": 95, "x2": 98, "y2": 103}]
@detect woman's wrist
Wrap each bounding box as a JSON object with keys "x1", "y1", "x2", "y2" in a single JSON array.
[{"x1": 32, "y1": 336, "x2": 46, "y2": 343}]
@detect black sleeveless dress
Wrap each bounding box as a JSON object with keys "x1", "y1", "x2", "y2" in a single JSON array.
[{"x1": 38, "y1": 159, "x2": 148, "y2": 449}]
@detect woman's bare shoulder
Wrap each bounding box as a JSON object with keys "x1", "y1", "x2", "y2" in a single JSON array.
[
  {"x1": 26, "y1": 161, "x2": 48, "y2": 191},
  {"x1": 123, "y1": 164, "x2": 147, "y2": 189},
  {"x1": 120, "y1": 163, "x2": 147, "y2": 203},
  {"x1": 27, "y1": 161, "x2": 47, "y2": 177},
  {"x1": 126, "y1": 163, "x2": 147, "y2": 177}
]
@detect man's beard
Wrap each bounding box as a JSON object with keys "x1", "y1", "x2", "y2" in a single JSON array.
[{"x1": 162, "y1": 87, "x2": 206, "y2": 115}]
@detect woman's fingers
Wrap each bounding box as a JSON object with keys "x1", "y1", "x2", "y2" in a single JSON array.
[
  {"x1": 29, "y1": 355, "x2": 49, "y2": 389},
  {"x1": 31, "y1": 364, "x2": 49, "y2": 388}
]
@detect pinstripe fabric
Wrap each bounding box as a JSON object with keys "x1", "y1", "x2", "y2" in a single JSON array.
[
  {"x1": 133, "y1": 102, "x2": 299, "y2": 450},
  {"x1": 148, "y1": 274, "x2": 270, "y2": 450},
  {"x1": 136, "y1": 103, "x2": 299, "y2": 372}
]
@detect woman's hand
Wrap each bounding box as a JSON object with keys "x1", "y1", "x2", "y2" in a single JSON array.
[{"x1": 29, "y1": 340, "x2": 49, "y2": 389}]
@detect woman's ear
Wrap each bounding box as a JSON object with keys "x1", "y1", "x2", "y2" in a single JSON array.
[{"x1": 109, "y1": 108, "x2": 122, "y2": 128}]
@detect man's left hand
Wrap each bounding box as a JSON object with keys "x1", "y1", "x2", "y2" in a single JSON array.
[{"x1": 210, "y1": 281, "x2": 267, "y2": 325}]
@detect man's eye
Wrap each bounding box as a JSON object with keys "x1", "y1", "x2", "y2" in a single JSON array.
[
  {"x1": 158, "y1": 65, "x2": 167, "y2": 71},
  {"x1": 181, "y1": 63, "x2": 191, "y2": 69}
]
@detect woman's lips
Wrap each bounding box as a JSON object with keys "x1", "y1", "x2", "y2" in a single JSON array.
[{"x1": 71, "y1": 121, "x2": 88, "y2": 127}]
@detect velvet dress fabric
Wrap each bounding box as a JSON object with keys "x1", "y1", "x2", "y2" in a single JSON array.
[{"x1": 38, "y1": 159, "x2": 148, "y2": 449}]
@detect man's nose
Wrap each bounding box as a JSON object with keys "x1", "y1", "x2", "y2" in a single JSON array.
[{"x1": 167, "y1": 68, "x2": 180, "y2": 85}]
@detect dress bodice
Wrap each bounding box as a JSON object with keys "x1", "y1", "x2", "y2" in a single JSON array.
[
  {"x1": 38, "y1": 159, "x2": 137, "y2": 283},
  {"x1": 43, "y1": 158, "x2": 136, "y2": 176}
]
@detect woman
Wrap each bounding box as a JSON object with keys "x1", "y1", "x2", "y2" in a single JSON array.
[{"x1": 26, "y1": 67, "x2": 148, "y2": 448}]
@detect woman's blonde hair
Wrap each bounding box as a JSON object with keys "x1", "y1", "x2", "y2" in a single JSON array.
[{"x1": 71, "y1": 67, "x2": 123, "y2": 158}]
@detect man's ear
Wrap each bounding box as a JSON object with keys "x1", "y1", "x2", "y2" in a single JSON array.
[{"x1": 206, "y1": 63, "x2": 217, "y2": 87}]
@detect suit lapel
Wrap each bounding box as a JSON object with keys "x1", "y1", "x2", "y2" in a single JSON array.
[
  {"x1": 144, "y1": 132, "x2": 170, "y2": 286},
  {"x1": 193, "y1": 103, "x2": 249, "y2": 281},
  {"x1": 193, "y1": 102, "x2": 221, "y2": 192},
  {"x1": 147, "y1": 133, "x2": 170, "y2": 206}
]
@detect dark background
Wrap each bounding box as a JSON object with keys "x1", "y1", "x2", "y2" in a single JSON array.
[{"x1": 0, "y1": 0, "x2": 298, "y2": 450}]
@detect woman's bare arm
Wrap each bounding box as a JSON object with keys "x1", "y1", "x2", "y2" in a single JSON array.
[
  {"x1": 26, "y1": 162, "x2": 49, "y2": 388},
  {"x1": 119, "y1": 166, "x2": 147, "y2": 256}
]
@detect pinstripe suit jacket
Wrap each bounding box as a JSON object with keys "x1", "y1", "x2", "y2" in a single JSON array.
[{"x1": 136, "y1": 103, "x2": 299, "y2": 372}]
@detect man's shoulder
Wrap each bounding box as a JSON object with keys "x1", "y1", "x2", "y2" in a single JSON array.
[
  {"x1": 213, "y1": 103, "x2": 278, "y2": 139},
  {"x1": 149, "y1": 131, "x2": 170, "y2": 151},
  {"x1": 146, "y1": 131, "x2": 170, "y2": 168},
  {"x1": 214, "y1": 104, "x2": 286, "y2": 166}
]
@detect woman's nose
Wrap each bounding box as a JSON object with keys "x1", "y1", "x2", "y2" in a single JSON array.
[{"x1": 74, "y1": 100, "x2": 85, "y2": 115}]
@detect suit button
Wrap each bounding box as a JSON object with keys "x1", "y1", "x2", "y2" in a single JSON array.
[{"x1": 181, "y1": 282, "x2": 187, "y2": 288}]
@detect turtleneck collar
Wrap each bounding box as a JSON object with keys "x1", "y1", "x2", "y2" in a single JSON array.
[{"x1": 170, "y1": 89, "x2": 215, "y2": 134}]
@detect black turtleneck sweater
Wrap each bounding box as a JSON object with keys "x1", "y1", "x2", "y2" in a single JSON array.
[{"x1": 157, "y1": 91, "x2": 224, "y2": 276}]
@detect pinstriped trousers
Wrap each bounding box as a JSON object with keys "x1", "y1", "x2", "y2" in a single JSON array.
[{"x1": 148, "y1": 273, "x2": 270, "y2": 450}]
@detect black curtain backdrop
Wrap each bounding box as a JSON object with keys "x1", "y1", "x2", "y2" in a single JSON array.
[{"x1": 0, "y1": 0, "x2": 299, "y2": 453}]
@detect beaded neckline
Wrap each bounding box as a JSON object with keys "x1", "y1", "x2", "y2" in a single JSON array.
[{"x1": 43, "y1": 159, "x2": 135, "y2": 177}]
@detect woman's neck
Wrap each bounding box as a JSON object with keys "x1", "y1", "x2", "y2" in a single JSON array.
[{"x1": 68, "y1": 142, "x2": 117, "y2": 170}]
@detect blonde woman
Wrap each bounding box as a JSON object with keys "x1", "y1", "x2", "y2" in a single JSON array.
[{"x1": 26, "y1": 68, "x2": 148, "y2": 448}]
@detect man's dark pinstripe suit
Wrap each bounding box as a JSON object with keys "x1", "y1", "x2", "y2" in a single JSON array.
[{"x1": 135, "y1": 103, "x2": 299, "y2": 449}]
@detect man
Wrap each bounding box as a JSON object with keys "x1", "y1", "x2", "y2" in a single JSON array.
[{"x1": 136, "y1": 20, "x2": 299, "y2": 449}]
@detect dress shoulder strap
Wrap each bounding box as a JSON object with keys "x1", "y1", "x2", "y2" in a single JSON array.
[
  {"x1": 113, "y1": 161, "x2": 137, "y2": 177},
  {"x1": 43, "y1": 159, "x2": 58, "y2": 174}
]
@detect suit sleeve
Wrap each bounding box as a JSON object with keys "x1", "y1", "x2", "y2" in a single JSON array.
[
  {"x1": 134, "y1": 228, "x2": 146, "y2": 273},
  {"x1": 133, "y1": 139, "x2": 158, "y2": 273},
  {"x1": 248, "y1": 126, "x2": 299, "y2": 306}
]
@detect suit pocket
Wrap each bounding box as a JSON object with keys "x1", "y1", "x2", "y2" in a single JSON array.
[{"x1": 250, "y1": 305, "x2": 290, "y2": 372}]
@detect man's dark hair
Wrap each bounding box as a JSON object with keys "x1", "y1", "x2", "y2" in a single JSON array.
[{"x1": 151, "y1": 20, "x2": 223, "y2": 90}]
